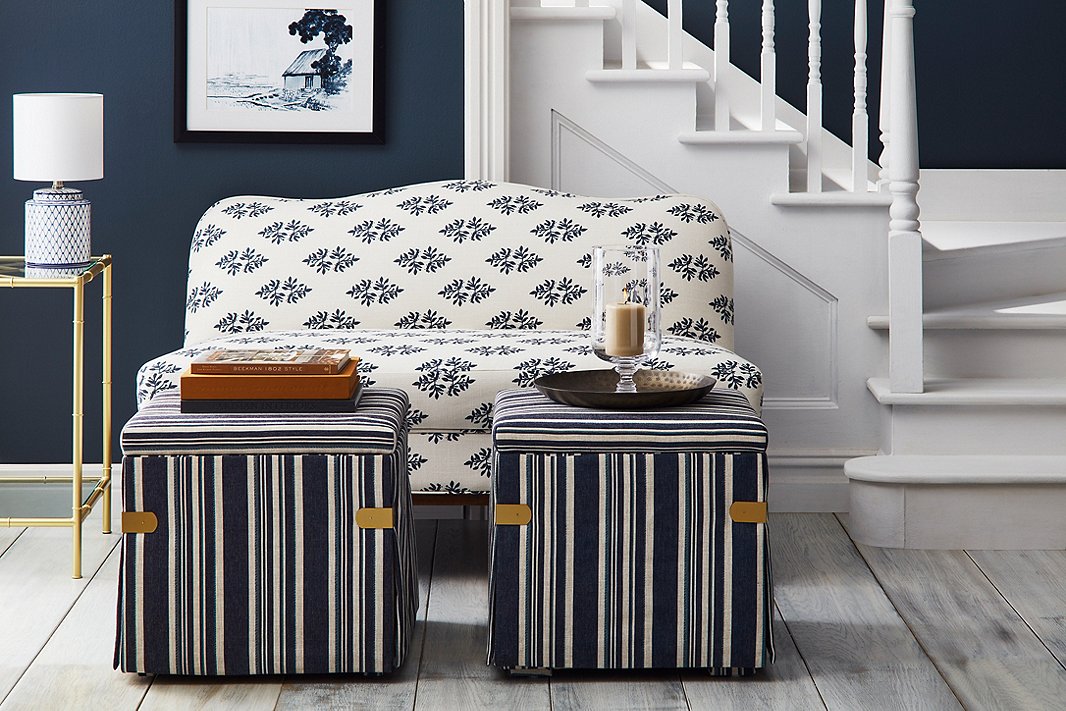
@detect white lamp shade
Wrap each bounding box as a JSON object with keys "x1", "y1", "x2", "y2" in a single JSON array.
[{"x1": 13, "y1": 93, "x2": 103, "y2": 182}]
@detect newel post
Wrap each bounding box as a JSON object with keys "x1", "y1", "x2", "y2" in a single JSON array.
[
  {"x1": 464, "y1": 0, "x2": 510, "y2": 181},
  {"x1": 887, "y1": 0, "x2": 923, "y2": 393}
]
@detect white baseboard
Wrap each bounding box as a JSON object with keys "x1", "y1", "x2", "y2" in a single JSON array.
[{"x1": 767, "y1": 451, "x2": 865, "y2": 513}]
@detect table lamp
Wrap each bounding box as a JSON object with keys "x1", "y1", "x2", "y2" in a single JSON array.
[{"x1": 13, "y1": 93, "x2": 103, "y2": 269}]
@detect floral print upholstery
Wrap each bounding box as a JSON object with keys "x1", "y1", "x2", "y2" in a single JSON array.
[{"x1": 137, "y1": 181, "x2": 761, "y2": 494}]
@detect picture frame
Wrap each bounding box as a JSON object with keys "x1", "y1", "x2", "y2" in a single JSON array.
[{"x1": 175, "y1": 0, "x2": 384, "y2": 144}]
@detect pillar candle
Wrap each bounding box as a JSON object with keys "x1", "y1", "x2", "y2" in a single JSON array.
[{"x1": 605, "y1": 301, "x2": 645, "y2": 356}]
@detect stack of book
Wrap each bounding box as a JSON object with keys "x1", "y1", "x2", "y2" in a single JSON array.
[{"x1": 180, "y1": 348, "x2": 361, "y2": 413}]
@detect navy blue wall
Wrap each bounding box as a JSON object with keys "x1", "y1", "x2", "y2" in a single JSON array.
[
  {"x1": 0, "y1": 1, "x2": 1062, "y2": 462},
  {"x1": 0, "y1": 1, "x2": 463, "y2": 463},
  {"x1": 649, "y1": 0, "x2": 1066, "y2": 169}
]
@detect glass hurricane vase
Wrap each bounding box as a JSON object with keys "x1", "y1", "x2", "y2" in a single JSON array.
[{"x1": 591, "y1": 245, "x2": 662, "y2": 393}]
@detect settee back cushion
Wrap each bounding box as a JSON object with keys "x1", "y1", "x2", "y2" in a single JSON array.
[{"x1": 184, "y1": 181, "x2": 735, "y2": 349}]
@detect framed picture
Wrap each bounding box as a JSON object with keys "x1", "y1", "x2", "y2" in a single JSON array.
[{"x1": 175, "y1": 0, "x2": 384, "y2": 143}]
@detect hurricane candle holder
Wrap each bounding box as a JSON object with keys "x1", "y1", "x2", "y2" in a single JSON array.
[{"x1": 592, "y1": 245, "x2": 661, "y2": 393}]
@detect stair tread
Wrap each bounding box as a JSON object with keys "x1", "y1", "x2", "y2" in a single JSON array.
[
  {"x1": 845, "y1": 454, "x2": 1066, "y2": 484},
  {"x1": 868, "y1": 377, "x2": 1066, "y2": 405},
  {"x1": 587, "y1": 61, "x2": 710, "y2": 83},
  {"x1": 922, "y1": 220, "x2": 1066, "y2": 255},
  {"x1": 770, "y1": 191, "x2": 892, "y2": 207},
  {"x1": 678, "y1": 129, "x2": 803, "y2": 145},
  {"x1": 868, "y1": 291, "x2": 1066, "y2": 330},
  {"x1": 511, "y1": 7, "x2": 616, "y2": 21}
]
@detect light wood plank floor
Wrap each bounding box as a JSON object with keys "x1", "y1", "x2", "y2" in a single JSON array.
[{"x1": 2, "y1": 513, "x2": 1065, "y2": 710}]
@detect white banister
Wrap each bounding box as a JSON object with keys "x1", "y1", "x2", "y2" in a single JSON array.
[
  {"x1": 622, "y1": 0, "x2": 637, "y2": 70},
  {"x1": 760, "y1": 0, "x2": 776, "y2": 131},
  {"x1": 668, "y1": 0, "x2": 684, "y2": 70},
  {"x1": 887, "y1": 0, "x2": 923, "y2": 393},
  {"x1": 463, "y1": 0, "x2": 509, "y2": 181},
  {"x1": 852, "y1": 0, "x2": 869, "y2": 192},
  {"x1": 714, "y1": 0, "x2": 730, "y2": 131},
  {"x1": 806, "y1": 0, "x2": 822, "y2": 192},
  {"x1": 878, "y1": 0, "x2": 892, "y2": 190}
]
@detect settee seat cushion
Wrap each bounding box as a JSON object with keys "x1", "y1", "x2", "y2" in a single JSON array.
[{"x1": 137, "y1": 328, "x2": 763, "y2": 494}]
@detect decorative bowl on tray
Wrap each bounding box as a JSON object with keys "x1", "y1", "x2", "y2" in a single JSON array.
[{"x1": 534, "y1": 369, "x2": 716, "y2": 409}]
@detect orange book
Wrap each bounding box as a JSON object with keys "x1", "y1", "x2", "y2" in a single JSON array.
[{"x1": 181, "y1": 360, "x2": 360, "y2": 400}]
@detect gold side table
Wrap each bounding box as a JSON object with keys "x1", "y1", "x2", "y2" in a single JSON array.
[{"x1": 0, "y1": 255, "x2": 112, "y2": 578}]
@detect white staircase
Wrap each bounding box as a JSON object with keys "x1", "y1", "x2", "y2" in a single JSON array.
[
  {"x1": 464, "y1": 1, "x2": 1066, "y2": 547},
  {"x1": 850, "y1": 172, "x2": 1066, "y2": 549}
]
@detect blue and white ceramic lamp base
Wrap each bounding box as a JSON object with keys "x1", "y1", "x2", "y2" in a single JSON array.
[{"x1": 25, "y1": 186, "x2": 92, "y2": 270}]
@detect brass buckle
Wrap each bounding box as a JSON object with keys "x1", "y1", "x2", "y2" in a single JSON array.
[
  {"x1": 355, "y1": 507, "x2": 394, "y2": 529},
  {"x1": 121, "y1": 511, "x2": 158, "y2": 534},
  {"x1": 495, "y1": 503, "x2": 532, "y2": 526}
]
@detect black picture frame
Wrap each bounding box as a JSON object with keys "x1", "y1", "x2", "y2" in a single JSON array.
[{"x1": 175, "y1": 0, "x2": 384, "y2": 144}]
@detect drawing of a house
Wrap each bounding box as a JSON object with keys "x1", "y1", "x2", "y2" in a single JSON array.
[{"x1": 282, "y1": 48, "x2": 328, "y2": 89}]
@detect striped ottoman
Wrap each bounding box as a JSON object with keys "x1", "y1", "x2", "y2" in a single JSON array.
[
  {"x1": 487, "y1": 388, "x2": 774, "y2": 675},
  {"x1": 113, "y1": 388, "x2": 418, "y2": 676}
]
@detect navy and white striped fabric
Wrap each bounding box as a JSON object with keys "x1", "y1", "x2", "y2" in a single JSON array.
[
  {"x1": 488, "y1": 390, "x2": 773, "y2": 673},
  {"x1": 115, "y1": 389, "x2": 417, "y2": 676},
  {"x1": 492, "y1": 388, "x2": 767, "y2": 453},
  {"x1": 121, "y1": 389, "x2": 407, "y2": 455}
]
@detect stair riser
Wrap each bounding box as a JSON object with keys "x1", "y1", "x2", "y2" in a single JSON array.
[
  {"x1": 924, "y1": 244, "x2": 1066, "y2": 308},
  {"x1": 921, "y1": 331, "x2": 1066, "y2": 379},
  {"x1": 850, "y1": 480, "x2": 1066, "y2": 549},
  {"x1": 886, "y1": 406, "x2": 1066, "y2": 455}
]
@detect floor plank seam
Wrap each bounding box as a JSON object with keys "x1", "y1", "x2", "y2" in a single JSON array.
[
  {"x1": 0, "y1": 528, "x2": 26, "y2": 560},
  {"x1": 964, "y1": 550, "x2": 1066, "y2": 675},
  {"x1": 830, "y1": 513, "x2": 969, "y2": 710},
  {"x1": 410, "y1": 521, "x2": 439, "y2": 711},
  {"x1": 1, "y1": 534, "x2": 123, "y2": 707},
  {"x1": 771, "y1": 601, "x2": 830, "y2": 711},
  {"x1": 676, "y1": 671, "x2": 691, "y2": 711}
]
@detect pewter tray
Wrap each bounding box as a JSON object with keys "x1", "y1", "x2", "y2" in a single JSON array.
[{"x1": 534, "y1": 369, "x2": 716, "y2": 409}]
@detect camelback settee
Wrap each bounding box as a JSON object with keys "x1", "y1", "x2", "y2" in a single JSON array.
[{"x1": 136, "y1": 180, "x2": 763, "y2": 496}]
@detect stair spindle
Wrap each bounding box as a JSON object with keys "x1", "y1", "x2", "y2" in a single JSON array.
[
  {"x1": 878, "y1": 0, "x2": 892, "y2": 190},
  {"x1": 852, "y1": 0, "x2": 869, "y2": 192},
  {"x1": 760, "y1": 0, "x2": 776, "y2": 132},
  {"x1": 806, "y1": 0, "x2": 822, "y2": 192},
  {"x1": 887, "y1": 0, "x2": 923, "y2": 393},
  {"x1": 622, "y1": 0, "x2": 637, "y2": 70},
  {"x1": 668, "y1": 0, "x2": 683, "y2": 70},
  {"x1": 714, "y1": 0, "x2": 730, "y2": 131}
]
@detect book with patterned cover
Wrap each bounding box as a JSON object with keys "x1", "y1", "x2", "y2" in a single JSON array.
[{"x1": 190, "y1": 348, "x2": 354, "y2": 375}]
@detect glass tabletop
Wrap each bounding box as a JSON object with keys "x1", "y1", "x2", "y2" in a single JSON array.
[{"x1": 0, "y1": 256, "x2": 109, "y2": 282}]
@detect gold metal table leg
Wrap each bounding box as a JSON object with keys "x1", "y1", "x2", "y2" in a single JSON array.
[
  {"x1": 72, "y1": 279, "x2": 84, "y2": 579},
  {"x1": 101, "y1": 261, "x2": 113, "y2": 535}
]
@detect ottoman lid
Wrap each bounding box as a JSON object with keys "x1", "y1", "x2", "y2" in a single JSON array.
[
  {"x1": 492, "y1": 388, "x2": 767, "y2": 453},
  {"x1": 122, "y1": 388, "x2": 409, "y2": 456}
]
